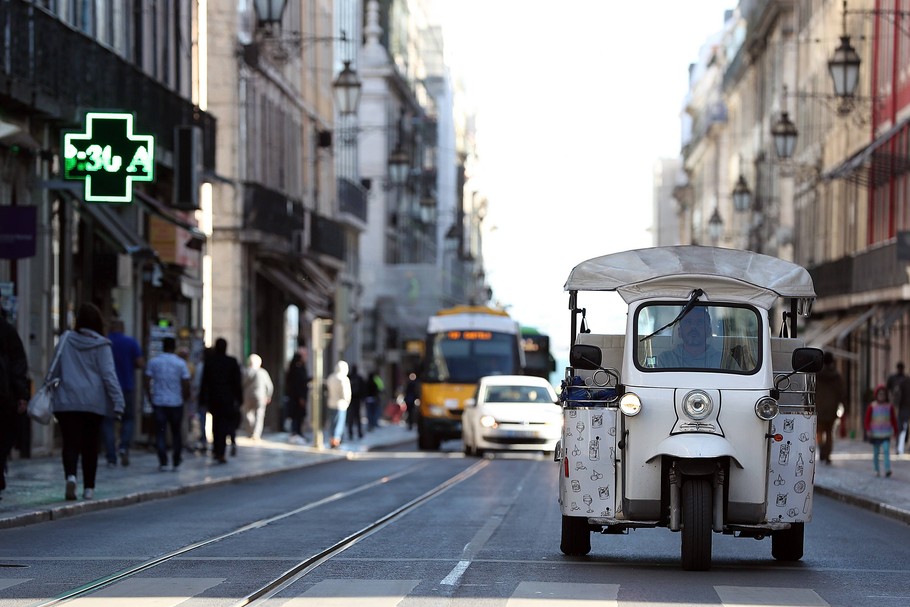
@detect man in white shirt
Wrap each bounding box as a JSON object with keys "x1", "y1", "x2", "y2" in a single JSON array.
[{"x1": 144, "y1": 337, "x2": 191, "y2": 471}]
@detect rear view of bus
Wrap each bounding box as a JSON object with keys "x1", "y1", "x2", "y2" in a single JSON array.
[{"x1": 418, "y1": 306, "x2": 523, "y2": 450}]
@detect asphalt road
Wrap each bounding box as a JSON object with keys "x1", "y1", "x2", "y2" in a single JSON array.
[{"x1": 2, "y1": 448, "x2": 910, "y2": 607}]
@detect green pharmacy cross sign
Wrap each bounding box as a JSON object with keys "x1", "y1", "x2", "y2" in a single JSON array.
[{"x1": 63, "y1": 112, "x2": 155, "y2": 203}]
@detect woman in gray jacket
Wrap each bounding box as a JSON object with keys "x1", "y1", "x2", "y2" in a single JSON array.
[{"x1": 50, "y1": 303, "x2": 124, "y2": 500}]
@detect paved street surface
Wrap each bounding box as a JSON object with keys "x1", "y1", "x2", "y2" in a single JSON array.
[
  {"x1": 0, "y1": 421, "x2": 417, "y2": 529},
  {"x1": 1, "y1": 425, "x2": 908, "y2": 529}
]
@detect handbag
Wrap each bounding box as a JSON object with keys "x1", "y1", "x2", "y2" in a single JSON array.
[{"x1": 27, "y1": 332, "x2": 69, "y2": 425}]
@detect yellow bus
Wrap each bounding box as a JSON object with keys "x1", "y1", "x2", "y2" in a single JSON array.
[{"x1": 418, "y1": 305, "x2": 524, "y2": 450}]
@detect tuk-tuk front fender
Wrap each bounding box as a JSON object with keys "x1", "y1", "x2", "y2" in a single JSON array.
[{"x1": 647, "y1": 434, "x2": 743, "y2": 469}]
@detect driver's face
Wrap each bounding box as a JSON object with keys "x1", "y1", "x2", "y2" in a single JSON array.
[{"x1": 680, "y1": 311, "x2": 709, "y2": 347}]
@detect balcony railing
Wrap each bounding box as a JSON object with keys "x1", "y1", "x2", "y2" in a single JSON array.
[{"x1": 0, "y1": 2, "x2": 216, "y2": 170}]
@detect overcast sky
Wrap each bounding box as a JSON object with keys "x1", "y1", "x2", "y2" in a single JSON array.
[{"x1": 435, "y1": 1, "x2": 736, "y2": 362}]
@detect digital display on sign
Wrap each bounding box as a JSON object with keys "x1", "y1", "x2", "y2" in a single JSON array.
[
  {"x1": 446, "y1": 331, "x2": 493, "y2": 341},
  {"x1": 63, "y1": 111, "x2": 155, "y2": 203}
]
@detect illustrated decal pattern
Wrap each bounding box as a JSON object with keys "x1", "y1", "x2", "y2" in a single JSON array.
[
  {"x1": 559, "y1": 407, "x2": 618, "y2": 517},
  {"x1": 765, "y1": 411, "x2": 816, "y2": 523}
]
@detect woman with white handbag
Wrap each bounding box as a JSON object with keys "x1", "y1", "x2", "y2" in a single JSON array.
[{"x1": 49, "y1": 303, "x2": 124, "y2": 500}]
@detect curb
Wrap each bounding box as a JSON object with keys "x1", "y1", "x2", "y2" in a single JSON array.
[{"x1": 815, "y1": 484, "x2": 910, "y2": 526}]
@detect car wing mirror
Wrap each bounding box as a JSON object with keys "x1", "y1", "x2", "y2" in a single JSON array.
[{"x1": 570, "y1": 344, "x2": 601, "y2": 370}]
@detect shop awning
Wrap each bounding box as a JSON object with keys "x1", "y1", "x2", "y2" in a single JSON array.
[
  {"x1": 301, "y1": 257, "x2": 335, "y2": 296},
  {"x1": 72, "y1": 197, "x2": 156, "y2": 258},
  {"x1": 875, "y1": 302, "x2": 910, "y2": 334},
  {"x1": 806, "y1": 308, "x2": 876, "y2": 350},
  {"x1": 258, "y1": 264, "x2": 331, "y2": 318},
  {"x1": 798, "y1": 316, "x2": 840, "y2": 345},
  {"x1": 822, "y1": 117, "x2": 910, "y2": 187},
  {"x1": 135, "y1": 191, "x2": 206, "y2": 246}
]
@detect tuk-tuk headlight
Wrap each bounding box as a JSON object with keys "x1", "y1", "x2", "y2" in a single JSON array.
[
  {"x1": 619, "y1": 393, "x2": 642, "y2": 417},
  {"x1": 480, "y1": 415, "x2": 498, "y2": 428},
  {"x1": 682, "y1": 390, "x2": 713, "y2": 420},
  {"x1": 754, "y1": 397, "x2": 779, "y2": 421}
]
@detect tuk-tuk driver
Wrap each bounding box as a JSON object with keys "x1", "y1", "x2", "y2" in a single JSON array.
[{"x1": 657, "y1": 307, "x2": 723, "y2": 369}]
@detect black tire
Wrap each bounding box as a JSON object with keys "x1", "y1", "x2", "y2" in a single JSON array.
[
  {"x1": 418, "y1": 429, "x2": 439, "y2": 451},
  {"x1": 681, "y1": 478, "x2": 713, "y2": 571},
  {"x1": 560, "y1": 515, "x2": 591, "y2": 556},
  {"x1": 771, "y1": 522, "x2": 804, "y2": 561}
]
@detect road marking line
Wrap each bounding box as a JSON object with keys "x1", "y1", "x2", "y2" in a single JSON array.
[
  {"x1": 0, "y1": 578, "x2": 28, "y2": 591},
  {"x1": 66, "y1": 578, "x2": 224, "y2": 607},
  {"x1": 507, "y1": 581, "x2": 619, "y2": 606},
  {"x1": 283, "y1": 579, "x2": 419, "y2": 606},
  {"x1": 440, "y1": 560, "x2": 471, "y2": 586},
  {"x1": 715, "y1": 586, "x2": 829, "y2": 606}
]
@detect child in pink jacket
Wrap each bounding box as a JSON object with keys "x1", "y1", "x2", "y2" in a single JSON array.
[{"x1": 864, "y1": 385, "x2": 900, "y2": 477}]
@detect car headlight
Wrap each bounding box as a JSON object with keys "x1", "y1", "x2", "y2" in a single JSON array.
[
  {"x1": 754, "y1": 396, "x2": 779, "y2": 420},
  {"x1": 682, "y1": 390, "x2": 713, "y2": 420},
  {"x1": 480, "y1": 415, "x2": 497, "y2": 428},
  {"x1": 619, "y1": 392, "x2": 642, "y2": 417}
]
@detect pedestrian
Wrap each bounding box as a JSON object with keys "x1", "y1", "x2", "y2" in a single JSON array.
[
  {"x1": 0, "y1": 310, "x2": 29, "y2": 502},
  {"x1": 192, "y1": 347, "x2": 211, "y2": 453},
  {"x1": 50, "y1": 303, "x2": 124, "y2": 500},
  {"x1": 346, "y1": 364, "x2": 365, "y2": 441},
  {"x1": 242, "y1": 353, "x2": 273, "y2": 440},
  {"x1": 285, "y1": 351, "x2": 310, "y2": 444},
  {"x1": 893, "y1": 373, "x2": 910, "y2": 455},
  {"x1": 404, "y1": 372, "x2": 420, "y2": 430},
  {"x1": 198, "y1": 337, "x2": 242, "y2": 464},
  {"x1": 365, "y1": 370, "x2": 383, "y2": 431},
  {"x1": 325, "y1": 360, "x2": 352, "y2": 448},
  {"x1": 102, "y1": 318, "x2": 145, "y2": 468},
  {"x1": 863, "y1": 384, "x2": 900, "y2": 478},
  {"x1": 886, "y1": 361, "x2": 906, "y2": 399},
  {"x1": 815, "y1": 352, "x2": 846, "y2": 464},
  {"x1": 144, "y1": 337, "x2": 191, "y2": 472}
]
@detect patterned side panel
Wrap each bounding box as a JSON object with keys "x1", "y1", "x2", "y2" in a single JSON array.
[
  {"x1": 559, "y1": 407, "x2": 618, "y2": 517},
  {"x1": 765, "y1": 412, "x2": 816, "y2": 523}
]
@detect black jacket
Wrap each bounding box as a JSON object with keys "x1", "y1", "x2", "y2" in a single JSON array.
[
  {"x1": 198, "y1": 353, "x2": 242, "y2": 415},
  {"x1": 0, "y1": 317, "x2": 29, "y2": 411}
]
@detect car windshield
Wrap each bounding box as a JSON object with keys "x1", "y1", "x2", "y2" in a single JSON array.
[
  {"x1": 635, "y1": 303, "x2": 761, "y2": 373},
  {"x1": 483, "y1": 385, "x2": 553, "y2": 403}
]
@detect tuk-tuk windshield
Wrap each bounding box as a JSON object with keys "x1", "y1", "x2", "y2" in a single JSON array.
[{"x1": 635, "y1": 303, "x2": 761, "y2": 374}]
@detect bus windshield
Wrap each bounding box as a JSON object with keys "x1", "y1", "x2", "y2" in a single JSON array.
[
  {"x1": 635, "y1": 303, "x2": 761, "y2": 373},
  {"x1": 424, "y1": 330, "x2": 521, "y2": 383}
]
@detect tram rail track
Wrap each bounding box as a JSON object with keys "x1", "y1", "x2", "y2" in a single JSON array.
[{"x1": 29, "y1": 458, "x2": 489, "y2": 607}]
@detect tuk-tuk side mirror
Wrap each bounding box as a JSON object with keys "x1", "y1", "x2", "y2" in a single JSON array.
[
  {"x1": 792, "y1": 347, "x2": 824, "y2": 373},
  {"x1": 570, "y1": 344, "x2": 601, "y2": 370}
]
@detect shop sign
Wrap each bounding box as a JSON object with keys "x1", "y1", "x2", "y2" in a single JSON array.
[
  {"x1": 0, "y1": 206, "x2": 37, "y2": 259},
  {"x1": 62, "y1": 111, "x2": 155, "y2": 203}
]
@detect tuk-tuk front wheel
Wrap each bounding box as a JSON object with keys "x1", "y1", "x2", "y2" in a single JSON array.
[
  {"x1": 560, "y1": 515, "x2": 591, "y2": 556},
  {"x1": 680, "y1": 478, "x2": 713, "y2": 571},
  {"x1": 771, "y1": 522, "x2": 804, "y2": 561}
]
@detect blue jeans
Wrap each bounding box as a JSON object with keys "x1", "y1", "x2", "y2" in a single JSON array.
[
  {"x1": 102, "y1": 388, "x2": 135, "y2": 463},
  {"x1": 154, "y1": 405, "x2": 184, "y2": 467},
  {"x1": 871, "y1": 438, "x2": 892, "y2": 473},
  {"x1": 327, "y1": 408, "x2": 347, "y2": 443}
]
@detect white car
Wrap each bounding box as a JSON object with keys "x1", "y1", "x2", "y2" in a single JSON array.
[{"x1": 462, "y1": 375, "x2": 563, "y2": 456}]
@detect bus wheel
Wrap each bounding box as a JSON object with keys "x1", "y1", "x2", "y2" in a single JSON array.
[
  {"x1": 680, "y1": 478, "x2": 713, "y2": 571},
  {"x1": 418, "y1": 427, "x2": 439, "y2": 451},
  {"x1": 771, "y1": 523, "x2": 804, "y2": 561},
  {"x1": 560, "y1": 515, "x2": 591, "y2": 556}
]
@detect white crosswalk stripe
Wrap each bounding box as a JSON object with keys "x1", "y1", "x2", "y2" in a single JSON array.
[
  {"x1": 714, "y1": 586, "x2": 829, "y2": 607},
  {"x1": 66, "y1": 577, "x2": 224, "y2": 607},
  {"x1": 281, "y1": 579, "x2": 420, "y2": 606},
  {"x1": 507, "y1": 581, "x2": 620, "y2": 606}
]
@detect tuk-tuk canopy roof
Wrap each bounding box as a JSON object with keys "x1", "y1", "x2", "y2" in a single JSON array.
[{"x1": 564, "y1": 246, "x2": 816, "y2": 307}]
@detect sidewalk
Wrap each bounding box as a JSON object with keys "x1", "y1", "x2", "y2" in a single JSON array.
[
  {"x1": 0, "y1": 422, "x2": 417, "y2": 529},
  {"x1": 1, "y1": 429, "x2": 908, "y2": 530}
]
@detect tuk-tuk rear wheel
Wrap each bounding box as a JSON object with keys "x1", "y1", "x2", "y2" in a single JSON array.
[
  {"x1": 560, "y1": 515, "x2": 591, "y2": 556},
  {"x1": 680, "y1": 478, "x2": 713, "y2": 571},
  {"x1": 771, "y1": 522, "x2": 804, "y2": 561}
]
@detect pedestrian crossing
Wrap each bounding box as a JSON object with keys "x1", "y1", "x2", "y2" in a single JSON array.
[{"x1": 0, "y1": 578, "x2": 833, "y2": 605}]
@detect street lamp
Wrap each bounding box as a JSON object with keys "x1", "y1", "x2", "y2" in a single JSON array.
[
  {"x1": 731, "y1": 174, "x2": 752, "y2": 212},
  {"x1": 829, "y1": 1, "x2": 862, "y2": 115},
  {"x1": 708, "y1": 207, "x2": 723, "y2": 245},
  {"x1": 388, "y1": 144, "x2": 409, "y2": 187},
  {"x1": 253, "y1": 0, "x2": 288, "y2": 26},
  {"x1": 333, "y1": 61, "x2": 362, "y2": 115},
  {"x1": 771, "y1": 110, "x2": 798, "y2": 160}
]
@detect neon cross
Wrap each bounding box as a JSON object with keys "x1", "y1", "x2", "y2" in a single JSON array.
[{"x1": 63, "y1": 112, "x2": 155, "y2": 203}]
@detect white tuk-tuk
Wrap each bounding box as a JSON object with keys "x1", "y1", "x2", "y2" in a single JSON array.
[{"x1": 556, "y1": 246, "x2": 824, "y2": 571}]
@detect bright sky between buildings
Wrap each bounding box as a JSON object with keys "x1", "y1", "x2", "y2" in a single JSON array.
[{"x1": 436, "y1": 1, "x2": 736, "y2": 368}]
